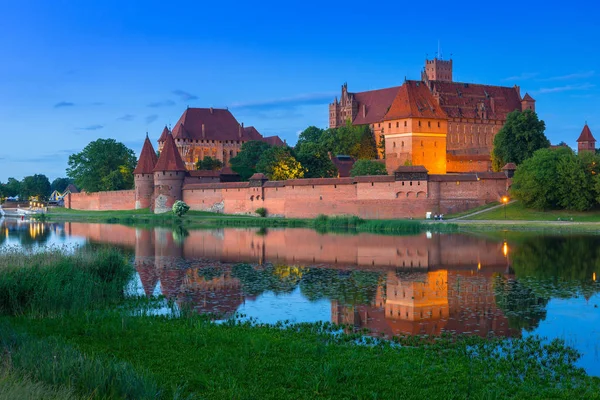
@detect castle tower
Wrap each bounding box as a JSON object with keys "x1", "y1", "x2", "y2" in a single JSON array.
[
  {"x1": 521, "y1": 93, "x2": 536, "y2": 112},
  {"x1": 157, "y1": 126, "x2": 170, "y2": 153},
  {"x1": 422, "y1": 57, "x2": 453, "y2": 82},
  {"x1": 577, "y1": 124, "x2": 596, "y2": 154},
  {"x1": 133, "y1": 134, "x2": 159, "y2": 210},
  {"x1": 153, "y1": 130, "x2": 187, "y2": 214}
]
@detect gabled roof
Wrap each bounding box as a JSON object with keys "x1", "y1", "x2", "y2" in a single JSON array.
[
  {"x1": 134, "y1": 136, "x2": 159, "y2": 174},
  {"x1": 243, "y1": 126, "x2": 263, "y2": 141},
  {"x1": 171, "y1": 108, "x2": 248, "y2": 141},
  {"x1": 351, "y1": 86, "x2": 401, "y2": 125},
  {"x1": 158, "y1": 126, "x2": 170, "y2": 142},
  {"x1": 577, "y1": 124, "x2": 596, "y2": 142},
  {"x1": 154, "y1": 132, "x2": 187, "y2": 172},
  {"x1": 384, "y1": 81, "x2": 447, "y2": 120},
  {"x1": 429, "y1": 81, "x2": 522, "y2": 120},
  {"x1": 329, "y1": 154, "x2": 356, "y2": 178},
  {"x1": 262, "y1": 136, "x2": 285, "y2": 146},
  {"x1": 65, "y1": 184, "x2": 79, "y2": 194},
  {"x1": 522, "y1": 93, "x2": 535, "y2": 102}
]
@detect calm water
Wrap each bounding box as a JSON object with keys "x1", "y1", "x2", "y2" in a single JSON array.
[{"x1": 1, "y1": 217, "x2": 599, "y2": 375}]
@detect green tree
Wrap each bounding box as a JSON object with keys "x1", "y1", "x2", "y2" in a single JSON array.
[
  {"x1": 67, "y1": 139, "x2": 137, "y2": 192},
  {"x1": 196, "y1": 156, "x2": 223, "y2": 171},
  {"x1": 256, "y1": 146, "x2": 305, "y2": 180},
  {"x1": 4, "y1": 178, "x2": 21, "y2": 198},
  {"x1": 20, "y1": 174, "x2": 51, "y2": 200},
  {"x1": 296, "y1": 143, "x2": 338, "y2": 178},
  {"x1": 297, "y1": 126, "x2": 324, "y2": 147},
  {"x1": 349, "y1": 160, "x2": 388, "y2": 177},
  {"x1": 492, "y1": 110, "x2": 549, "y2": 170},
  {"x1": 511, "y1": 147, "x2": 598, "y2": 211},
  {"x1": 230, "y1": 141, "x2": 272, "y2": 181},
  {"x1": 50, "y1": 177, "x2": 74, "y2": 193}
]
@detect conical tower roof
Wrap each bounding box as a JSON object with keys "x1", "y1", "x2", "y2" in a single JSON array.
[
  {"x1": 577, "y1": 124, "x2": 596, "y2": 142},
  {"x1": 133, "y1": 135, "x2": 159, "y2": 174},
  {"x1": 522, "y1": 93, "x2": 535, "y2": 102},
  {"x1": 158, "y1": 126, "x2": 170, "y2": 142},
  {"x1": 154, "y1": 132, "x2": 187, "y2": 172}
]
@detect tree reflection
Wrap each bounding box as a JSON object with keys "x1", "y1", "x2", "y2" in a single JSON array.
[
  {"x1": 493, "y1": 275, "x2": 549, "y2": 332},
  {"x1": 299, "y1": 269, "x2": 383, "y2": 305},
  {"x1": 231, "y1": 264, "x2": 303, "y2": 296}
]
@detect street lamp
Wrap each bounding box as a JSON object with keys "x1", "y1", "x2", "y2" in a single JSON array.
[{"x1": 502, "y1": 196, "x2": 509, "y2": 219}]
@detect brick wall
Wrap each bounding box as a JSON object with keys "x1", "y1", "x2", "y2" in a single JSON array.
[
  {"x1": 182, "y1": 174, "x2": 506, "y2": 219},
  {"x1": 66, "y1": 190, "x2": 136, "y2": 211}
]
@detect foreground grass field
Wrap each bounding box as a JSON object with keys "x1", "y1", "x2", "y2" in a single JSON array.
[
  {"x1": 466, "y1": 201, "x2": 600, "y2": 222},
  {"x1": 0, "y1": 248, "x2": 599, "y2": 399}
]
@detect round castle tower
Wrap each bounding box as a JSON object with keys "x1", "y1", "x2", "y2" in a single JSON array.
[
  {"x1": 133, "y1": 133, "x2": 159, "y2": 210},
  {"x1": 153, "y1": 129, "x2": 187, "y2": 214}
]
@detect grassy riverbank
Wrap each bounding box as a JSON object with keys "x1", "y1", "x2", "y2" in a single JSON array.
[
  {"x1": 0, "y1": 249, "x2": 599, "y2": 399},
  {"x1": 466, "y1": 201, "x2": 600, "y2": 222}
]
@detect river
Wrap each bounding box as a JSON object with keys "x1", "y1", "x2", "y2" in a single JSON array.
[{"x1": 1, "y1": 217, "x2": 598, "y2": 375}]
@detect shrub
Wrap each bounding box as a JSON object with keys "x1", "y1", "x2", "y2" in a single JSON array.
[
  {"x1": 256, "y1": 207, "x2": 267, "y2": 217},
  {"x1": 172, "y1": 200, "x2": 190, "y2": 217}
]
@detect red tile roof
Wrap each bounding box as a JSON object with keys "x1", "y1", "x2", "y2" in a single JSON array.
[
  {"x1": 158, "y1": 126, "x2": 170, "y2": 142},
  {"x1": 243, "y1": 126, "x2": 263, "y2": 141},
  {"x1": 577, "y1": 124, "x2": 596, "y2": 142},
  {"x1": 351, "y1": 86, "x2": 401, "y2": 125},
  {"x1": 134, "y1": 136, "x2": 159, "y2": 174},
  {"x1": 170, "y1": 108, "x2": 248, "y2": 142},
  {"x1": 429, "y1": 81, "x2": 522, "y2": 120},
  {"x1": 262, "y1": 136, "x2": 285, "y2": 146},
  {"x1": 429, "y1": 174, "x2": 478, "y2": 182},
  {"x1": 395, "y1": 165, "x2": 428, "y2": 173},
  {"x1": 502, "y1": 162, "x2": 517, "y2": 170},
  {"x1": 329, "y1": 155, "x2": 356, "y2": 178},
  {"x1": 522, "y1": 93, "x2": 535, "y2": 102},
  {"x1": 384, "y1": 81, "x2": 447, "y2": 120},
  {"x1": 154, "y1": 132, "x2": 187, "y2": 172}
]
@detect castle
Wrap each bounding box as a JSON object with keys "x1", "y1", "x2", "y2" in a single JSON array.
[
  {"x1": 158, "y1": 107, "x2": 284, "y2": 170},
  {"x1": 329, "y1": 57, "x2": 536, "y2": 174}
]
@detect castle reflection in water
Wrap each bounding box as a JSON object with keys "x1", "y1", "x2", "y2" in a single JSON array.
[{"x1": 54, "y1": 222, "x2": 517, "y2": 338}]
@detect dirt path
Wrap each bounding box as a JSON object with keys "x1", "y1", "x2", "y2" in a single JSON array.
[{"x1": 449, "y1": 201, "x2": 517, "y2": 221}]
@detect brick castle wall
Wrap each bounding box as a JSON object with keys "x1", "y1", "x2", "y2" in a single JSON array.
[{"x1": 66, "y1": 190, "x2": 136, "y2": 211}]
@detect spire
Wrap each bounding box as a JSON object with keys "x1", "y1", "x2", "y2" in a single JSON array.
[
  {"x1": 158, "y1": 126, "x2": 170, "y2": 143},
  {"x1": 133, "y1": 135, "x2": 159, "y2": 174},
  {"x1": 154, "y1": 131, "x2": 187, "y2": 172},
  {"x1": 577, "y1": 123, "x2": 596, "y2": 143}
]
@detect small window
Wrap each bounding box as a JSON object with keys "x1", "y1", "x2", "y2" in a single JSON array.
[
  {"x1": 404, "y1": 121, "x2": 407, "y2": 127},
  {"x1": 396, "y1": 122, "x2": 399, "y2": 128},
  {"x1": 393, "y1": 142, "x2": 396, "y2": 148},
  {"x1": 378, "y1": 123, "x2": 381, "y2": 127},
  {"x1": 402, "y1": 141, "x2": 404, "y2": 147},
  {"x1": 388, "y1": 123, "x2": 391, "y2": 129},
  {"x1": 428, "y1": 121, "x2": 431, "y2": 128},
  {"x1": 421, "y1": 141, "x2": 423, "y2": 147},
  {"x1": 418, "y1": 121, "x2": 421, "y2": 127}
]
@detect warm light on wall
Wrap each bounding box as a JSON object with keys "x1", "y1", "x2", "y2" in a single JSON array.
[
  {"x1": 503, "y1": 241, "x2": 508, "y2": 257},
  {"x1": 502, "y1": 196, "x2": 509, "y2": 204},
  {"x1": 594, "y1": 272, "x2": 597, "y2": 282},
  {"x1": 477, "y1": 262, "x2": 481, "y2": 270}
]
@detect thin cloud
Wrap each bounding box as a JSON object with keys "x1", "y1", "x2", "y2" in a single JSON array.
[
  {"x1": 54, "y1": 101, "x2": 75, "y2": 108},
  {"x1": 147, "y1": 100, "x2": 175, "y2": 108},
  {"x1": 79, "y1": 124, "x2": 104, "y2": 131},
  {"x1": 117, "y1": 114, "x2": 136, "y2": 122},
  {"x1": 173, "y1": 90, "x2": 198, "y2": 101},
  {"x1": 537, "y1": 83, "x2": 595, "y2": 94},
  {"x1": 502, "y1": 72, "x2": 538, "y2": 82},
  {"x1": 539, "y1": 71, "x2": 595, "y2": 81},
  {"x1": 230, "y1": 92, "x2": 336, "y2": 112},
  {"x1": 145, "y1": 114, "x2": 158, "y2": 124}
]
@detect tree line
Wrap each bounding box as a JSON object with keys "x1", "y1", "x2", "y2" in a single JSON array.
[{"x1": 0, "y1": 175, "x2": 72, "y2": 201}]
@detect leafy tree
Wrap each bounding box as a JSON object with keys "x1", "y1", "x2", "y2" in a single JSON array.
[
  {"x1": 21, "y1": 174, "x2": 51, "y2": 200},
  {"x1": 172, "y1": 200, "x2": 190, "y2": 217},
  {"x1": 230, "y1": 141, "x2": 272, "y2": 181},
  {"x1": 50, "y1": 177, "x2": 74, "y2": 193},
  {"x1": 196, "y1": 156, "x2": 223, "y2": 171},
  {"x1": 256, "y1": 146, "x2": 305, "y2": 180},
  {"x1": 320, "y1": 122, "x2": 378, "y2": 160},
  {"x1": 511, "y1": 147, "x2": 600, "y2": 211},
  {"x1": 67, "y1": 139, "x2": 137, "y2": 192},
  {"x1": 296, "y1": 143, "x2": 338, "y2": 178},
  {"x1": 349, "y1": 160, "x2": 388, "y2": 177},
  {"x1": 4, "y1": 178, "x2": 21, "y2": 198},
  {"x1": 492, "y1": 110, "x2": 549, "y2": 170},
  {"x1": 297, "y1": 126, "x2": 324, "y2": 147}
]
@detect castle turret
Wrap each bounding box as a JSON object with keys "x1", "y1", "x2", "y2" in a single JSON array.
[
  {"x1": 422, "y1": 57, "x2": 453, "y2": 82},
  {"x1": 134, "y1": 134, "x2": 159, "y2": 210},
  {"x1": 521, "y1": 93, "x2": 535, "y2": 112},
  {"x1": 153, "y1": 131, "x2": 187, "y2": 214},
  {"x1": 577, "y1": 123, "x2": 596, "y2": 154}
]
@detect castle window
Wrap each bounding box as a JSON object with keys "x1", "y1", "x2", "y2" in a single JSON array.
[
  {"x1": 428, "y1": 121, "x2": 431, "y2": 128},
  {"x1": 438, "y1": 122, "x2": 440, "y2": 128},
  {"x1": 378, "y1": 123, "x2": 381, "y2": 127},
  {"x1": 402, "y1": 141, "x2": 404, "y2": 147},
  {"x1": 393, "y1": 142, "x2": 396, "y2": 148},
  {"x1": 396, "y1": 122, "x2": 399, "y2": 128},
  {"x1": 410, "y1": 182, "x2": 412, "y2": 186},
  {"x1": 421, "y1": 141, "x2": 423, "y2": 147},
  {"x1": 418, "y1": 121, "x2": 421, "y2": 127},
  {"x1": 404, "y1": 121, "x2": 407, "y2": 127},
  {"x1": 434, "y1": 141, "x2": 437, "y2": 147},
  {"x1": 389, "y1": 123, "x2": 391, "y2": 129}
]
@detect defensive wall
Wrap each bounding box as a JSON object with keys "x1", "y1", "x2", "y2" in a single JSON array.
[{"x1": 66, "y1": 189, "x2": 135, "y2": 211}]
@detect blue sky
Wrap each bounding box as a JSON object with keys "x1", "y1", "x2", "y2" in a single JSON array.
[{"x1": 1, "y1": 0, "x2": 599, "y2": 182}]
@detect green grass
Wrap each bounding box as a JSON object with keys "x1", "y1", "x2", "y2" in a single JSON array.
[
  {"x1": 0, "y1": 247, "x2": 133, "y2": 316},
  {"x1": 0, "y1": 249, "x2": 598, "y2": 399},
  {"x1": 444, "y1": 201, "x2": 500, "y2": 219},
  {"x1": 11, "y1": 313, "x2": 600, "y2": 400},
  {"x1": 467, "y1": 202, "x2": 600, "y2": 222},
  {"x1": 0, "y1": 370, "x2": 79, "y2": 400}
]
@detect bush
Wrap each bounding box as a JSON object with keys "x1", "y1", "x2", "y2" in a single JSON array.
[
  {"x1": 256, "y1": 207, "x2": 267, "y2": 217},
  {"x1": 172, "y1": 200, "x2": 190, "y2": 217}
]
